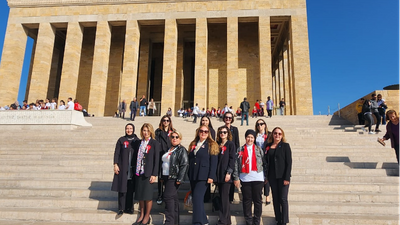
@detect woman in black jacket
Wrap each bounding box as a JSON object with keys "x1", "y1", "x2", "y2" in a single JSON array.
[
  {"x1": 188, "y1": 125, "x2": 219, "y2": 225},
  {"x1": 216, "y1": 126, "x2": 236, "y2": 225},
  {"x1": 155, "y1": 115, "x2": 174, "y2": 205},
  {"x1": 132, "y1": 123, "x2": 160, "y2": 225},
  {"x1": 161, "y1": 130, "x2": 189, "y2": 225},
  {"x1": 111, "y1": 123, "x2": 138, "y2": 216},
  {"x1": 265, "y1": 127, "x2": 292, "y2": 225},
  {"x1": 221, "y1": 112, "x2": 239, "y2": 202}
]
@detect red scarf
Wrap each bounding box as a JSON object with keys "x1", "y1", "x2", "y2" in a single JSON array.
[{"x1": 241, "y1": 145, "x2": 257, "y2": 173}]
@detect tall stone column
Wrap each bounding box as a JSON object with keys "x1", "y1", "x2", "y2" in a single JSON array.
[
  {"x1": 137, "y1": 36, "x2": 150, "y2": 98},
  {"x1": 175, "y1": 37, "x2": 184, "y2": 113},
  {"x1": 227, "y1": 17, "x2": 238, "y2": 107},
  {"x1": 291, "y1": 14, "x2": 313, "y2": 115},
  {"x1": 283, "y1": 47, "x2": 290, "y2": 115},
  {"x1": 58, "y1": 22, "x2": 83, "y2": 102},
  {"x1": 161, "y1": 19, "x2": 178, "y2": 114},
  {"x1": 0, "y1": 23, "x2": 27, "y2": 105},
  {"x1": 28, "y1": 23, "x2": 55, "y2": 102},
  {"x1": 259, "y1": 16, "x2": 272, "y2": 103},
  {"x1": 121, "y1": 20, "x2": 140, "y2": 103},
  {"x1": 88, "y1": 21, "x2": 111, "y2": 117},
  {"x1": 194, "y1": 18, "x2": 208, "y2": 108}
]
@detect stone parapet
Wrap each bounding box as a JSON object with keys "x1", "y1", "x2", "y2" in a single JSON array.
[{"x1": 0, "y1": 110, "x2": 92, "y2": 128}]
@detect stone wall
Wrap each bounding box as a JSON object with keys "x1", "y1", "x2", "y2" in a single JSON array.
[{"x1": 334, "y1": 90, "x2": 400, "y2": 125}]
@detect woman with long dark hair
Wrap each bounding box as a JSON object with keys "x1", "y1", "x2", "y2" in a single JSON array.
[
  {"x1": 265, "y1": 127, "x2": 292, "y2": 225},
  {"x1": 155, "y1": 115, "x2": 174, "y2": 205},
  {"x1": 199, "y1": 115, "x2": 216, "y2": 140},
  {"x1": 216, "y1": 126, "x2": 236, "y2": 225},
  {"x1": 188, "y1": 125, "x2": 219, "y2": 225},
  {"x1": 132, "y1": 123, "x2": 160, "y2": 225},
  {"x1": 254, "y1": 119, "x2": 271, "y2": 205},
  {"x1": 111, "y1": 123, "x2": 138, "y2": 216}
]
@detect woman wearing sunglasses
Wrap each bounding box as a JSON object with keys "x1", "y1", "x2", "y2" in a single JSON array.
[
  {"x1": 221, "y1": 112, "x2": 239, "y2": 202},
  {"x1": 188, "y1": 125, "x2": 219, "y2": 225},
  {"x1": 161, "y1": 130, "x2": 189, "y2": 225},
  {"x1": 265, "y1": 127, "x2": 292, "y2": 225},
  {"x1": 155, "y1": 115, "x2": 174, "y2": 205},
  {"x1": 254, "y1": 119, "x2": 272, "y2": 205},
  {"x1": 216, "y1": 126, "x2": 236, "y2": 225}
]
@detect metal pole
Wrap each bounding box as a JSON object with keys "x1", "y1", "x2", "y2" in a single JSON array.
[
  {"x1": 327, "y1": 106, "x2": 330, "y2": 116},
  {"x1": 338, "y1": 103, "x2": 341, "y2": 117}
]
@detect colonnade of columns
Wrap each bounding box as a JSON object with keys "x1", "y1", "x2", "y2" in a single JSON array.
[{"x1": 0, "y1": 15, "x2": 312, "y2": 116}]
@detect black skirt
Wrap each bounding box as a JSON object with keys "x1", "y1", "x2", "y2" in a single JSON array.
[{"x1": 134, "y1": 175, "x2": 154, "y2": 201}]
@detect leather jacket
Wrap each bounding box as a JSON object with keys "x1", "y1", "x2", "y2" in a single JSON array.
[{"x1": 166, "y1": 145, "x2": 189, "y2": 183}]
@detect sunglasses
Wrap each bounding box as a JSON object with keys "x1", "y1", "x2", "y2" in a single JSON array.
[
  {"x1": 163, "y1": 119, "x2": 170, "y2": 122},
  {"x1": 199, "y1": 130, "x2": 209, "y2": 134},
  {"x1": 219, "y1": 131, "x2": 228, "y2": 134},
  {"x1": 224, "y1": 117, "x2": 232, "y2": 120},
  {"x1": 273, "y1": 132, "x2": 282, "y2": 136},
  {"x1": 256, "y1": 123, "x2": 265, "y2": 126},
  {"x1": 171, "y1": 135, "x2": 179, "y2": 139}
]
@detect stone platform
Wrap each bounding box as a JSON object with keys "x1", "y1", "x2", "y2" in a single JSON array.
[
  {"x1": 0, "y1": 115, "x2": 398, "y2": 225},
  {"x1": 0, "y1": 110, "x2": 92, "y2": 129}
]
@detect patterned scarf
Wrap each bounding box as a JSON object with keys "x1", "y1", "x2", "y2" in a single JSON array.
[
  {"x1": 135, "y1": 139, "x2": 149, "y2": 175},
  {"x1": 241, "y1": 144, "x2": 257, "y2": 173}
]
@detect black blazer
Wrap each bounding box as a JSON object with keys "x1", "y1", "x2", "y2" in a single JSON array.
[
  {"x1": 216, "y1": 141, "x2": 236, "y2": 183},
  {"x1": 111, "y1": 135, "x2": 138, "y2": 192},
  {"x1": 222, "y1": 125, "x2": 239, "y2": 149},
  {"x1": 265, "y1": 142, "x2": 292, "y2": 181},
  {"x1": 188, "y1": 141, "x2": 218, "y2": 181},
  {"x1": 132, "y1": 138, "x2": 160, "y2": 177},
  {"x1": 210, "y1": 127, "x2": 216, "y2": 141},
  {"x1": 155, "y1": 128, "x2": 172, "y2": 154}
]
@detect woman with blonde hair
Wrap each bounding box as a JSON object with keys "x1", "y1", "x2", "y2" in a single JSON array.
[
  {"x1": 188, "y1": 125, "x2": 219, "y2": 225},
  {"x1": 161, "y1": 130, "x2": 189, "y2": 225},
  {"x1": 132, "y1": 123, "x2": 160, "y2": 225},
  {"x1": 265, "y1": 127, "x2": 292, "y2": 225}
]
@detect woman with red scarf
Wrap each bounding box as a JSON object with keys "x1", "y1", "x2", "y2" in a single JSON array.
[{"x1": 233, "y1": 129, "x2": 267, "y2": 225}]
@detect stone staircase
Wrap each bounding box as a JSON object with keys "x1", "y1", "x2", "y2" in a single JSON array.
[{"x1": 0, "y1": 115, "x2": 398, "y2": 225}]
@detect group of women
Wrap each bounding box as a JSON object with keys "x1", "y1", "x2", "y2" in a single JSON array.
[{"x1": 111, "y1": 112, "x2": 292, "y2": 225}]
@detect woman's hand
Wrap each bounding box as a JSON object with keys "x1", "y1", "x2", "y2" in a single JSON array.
[
  {"x1": 114, "y1": 164, "x2": 119, "y2": 175},
  {"x1": 283, "y1": 180, "x2": 290, "y2": 185},
  {"x1": 176, "y1": 181, "x2": 181, "y2": 185},
  {"x1": 207, "y1": 178, "x2": 213, "y2": 184},
  {"x1": 149, "y1": 176, "x2": 157, "y2": 183},
  {"x1": 225, "y1": 174, "x2": 231, "y2": 182},
  {"x1": 234, "y1": 180, "x2": 240, "y2": 189}
]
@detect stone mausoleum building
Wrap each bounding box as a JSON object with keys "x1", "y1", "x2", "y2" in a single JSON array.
[{"x1": 0, "y1": 0, "x2": 313, "y2": 117}]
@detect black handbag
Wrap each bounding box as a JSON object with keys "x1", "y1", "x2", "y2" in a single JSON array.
[{"x1": 211, "y1": 184, "x2": 221, "y2": 212}]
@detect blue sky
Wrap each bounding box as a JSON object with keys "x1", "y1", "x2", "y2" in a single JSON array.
[{"x1": 0, "y1": 0, "x2": 398, "y2": 115}]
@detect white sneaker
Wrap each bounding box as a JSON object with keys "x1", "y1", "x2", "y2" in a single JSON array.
[
  {"x1": 361, "y1": 127, "x2": 366, "y2": 132},
  {"x1": 368, "y1": 131, "x2": 375, "y2": 134}
]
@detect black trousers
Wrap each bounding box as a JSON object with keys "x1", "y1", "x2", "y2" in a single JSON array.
[
  {"x1": 130, "y1": 110, "x2": 136, "y2": 121},
  {"x1": 267, "y1": 110, "x2": 272, "y2": 118},
  {"x1": 217, "y1": 182, "x2": 232, "y2": 225},
  {"x1": 269, "y1": 178, "x2": 290, "y2": 224},
  {"x1": 118, "y1": 179, "x2": 134, "y2": 211},
  {"x1": 264, "y1": 182, "x2": 270, "y2": 197},
  {"x1": 357, "y1": 112, "x2": 365, "y2": 125},
  {"x1": 372, "y1": 111, "x2": 381, "y2": 130},
  {"x1": 163, "y1": 177, "x2": 180, "y2": 225},
  {"x1": 190, "y1": 180, "x2": 208, "y2": 225},
  {"x1": 364, "y1": 113, "x2": 374, "y2": 132},
  {"x1": 229, "y1": 183, "x2": 234, "y2": 202},
  {"x1": 240, "y1": 181, "x2": 263, "y2": 225}
]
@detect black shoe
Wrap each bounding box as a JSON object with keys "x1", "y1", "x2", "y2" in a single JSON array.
[
  {"x1": 124, "y1": 209, "x2": 134, "y2": 214},
  {"x1": 265, "y1": 201, "x2": 271, "y2": 205},
  {"x1": 141, "y1": 218, "x2": 151, "y2": 225},
  {"x1": 156, "y1": 196, "x2": 163, "y2": 205},
  {"x1": 132, "y1": 219, "x2": 143, "y2": 225},
  {"x1": 375, "y1": 129, "x2": 382, "y2": 132},
  {"x1": 117, "y1": 210, "x2": 123, "y2": 216}
]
